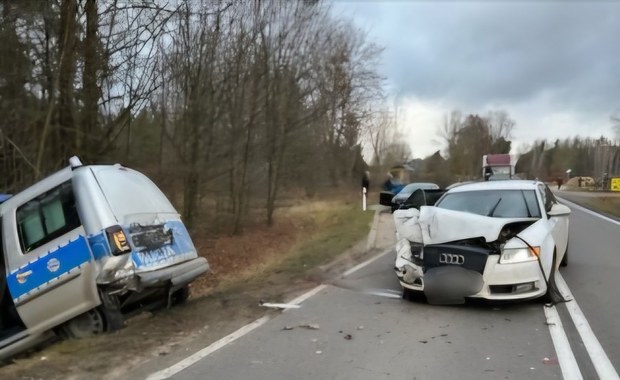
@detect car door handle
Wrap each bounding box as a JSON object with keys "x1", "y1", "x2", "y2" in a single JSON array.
[{"x1": 16, "y1": 270, "x2": 33, "y2": 283}]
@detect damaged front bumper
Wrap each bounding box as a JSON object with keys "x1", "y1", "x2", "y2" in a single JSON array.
[{"x1": 395, "y1": 251, "x2": 546, "y2": 301}]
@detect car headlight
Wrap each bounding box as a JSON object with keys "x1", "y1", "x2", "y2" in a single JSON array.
[{"x1": 500, "y1": 247, "x2": 540, "y2": 264}]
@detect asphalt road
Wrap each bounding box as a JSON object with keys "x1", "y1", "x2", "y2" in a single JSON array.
[{"x1": 147, "y1": 203, "x2": 619, "y2": 380}]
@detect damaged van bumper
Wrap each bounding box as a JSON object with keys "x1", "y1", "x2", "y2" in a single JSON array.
[
  {"x1": 97, "y1": 256, "x2": 209, "y2": 293},
  {"x1": 137, "y1": 257, "x2": 209, "y2": 289}
]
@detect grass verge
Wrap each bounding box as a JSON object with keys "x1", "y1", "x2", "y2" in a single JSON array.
[
  {"x1": 274, "y1": 203, "x2": 374, "y2": 274},
  {"x1": 578, "y1": 197, "x2": 620, "y2": 218}
]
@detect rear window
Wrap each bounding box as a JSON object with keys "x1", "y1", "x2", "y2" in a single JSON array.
[
  {"x1": 94, "y1": 167, "x2": 177, "y2": 224},
  {"x1": 436, "y1": 190, "x2": 541, "y2": 218},
  {"x1": 16, "y1": 181, "x2": 81, "y2": 253}
]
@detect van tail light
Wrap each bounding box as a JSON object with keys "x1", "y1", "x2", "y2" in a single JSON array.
[{"x1": 105, "y1": 225, "x2": 132, "y2": 256}]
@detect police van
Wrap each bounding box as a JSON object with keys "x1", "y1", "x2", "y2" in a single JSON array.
[{"x1": 0, "y1": 157, "x2": 209, "y2": 360}]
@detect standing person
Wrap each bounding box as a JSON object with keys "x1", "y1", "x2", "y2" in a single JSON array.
[
  {"x1": 578, "y1": 176, "x2": 583, "y2": 188},
  {"x1": 382, "y1": 172, "x2": 394, "y2": 191},
  {"x1": 556, "y1": 177, "x2": 563, "y2": 190},
  {"x1": 362, "y1": 171, "x2": 370, "y2": 193}
]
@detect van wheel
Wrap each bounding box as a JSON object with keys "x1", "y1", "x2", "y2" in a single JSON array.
[
  {"x1": 171, "y1": 285, "x2": 190, "y2": 306},
  {"x1": 59, "y1": 308, "x2": 106, "y2": 339}
]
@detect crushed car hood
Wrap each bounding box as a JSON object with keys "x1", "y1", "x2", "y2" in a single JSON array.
[{"x1": 394, "y1": 206, "x2": 537, "y2": 245}]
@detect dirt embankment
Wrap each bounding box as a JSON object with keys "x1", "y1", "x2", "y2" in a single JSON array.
[{"x1": 0, "y1": 196, "x2": 376, "y2": 380}]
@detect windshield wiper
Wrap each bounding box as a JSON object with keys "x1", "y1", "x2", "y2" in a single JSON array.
[
  {"x1": 487, "y1": 197, "x2": 502, "y2": 217},
  {"x1": 521, "y1": 191, "x2": 532, "y2": 217}
]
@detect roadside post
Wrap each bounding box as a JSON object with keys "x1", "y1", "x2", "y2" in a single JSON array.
[{"x1": 362, "y1": 187, "x2": 367, "y2": 211}]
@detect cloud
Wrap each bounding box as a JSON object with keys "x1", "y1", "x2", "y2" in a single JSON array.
[{"x1": 331, "y1": 1, "x2": 620, "y2": 157}]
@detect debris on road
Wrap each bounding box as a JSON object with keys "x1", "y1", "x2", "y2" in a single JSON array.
[
  {"x1": 357, "y1": 325, "x2": 364, "y2": 330},
  {"x1": 542, "y1": 357, "x2": 558, "y2": 365},
  {"x1": 259, "y1": 301, "x2": 301, "y2": 309},
  {"x1": 282, "y1": 325, "x2": 295, "y2": 331},
  {"x1": 299, "y1": 323, "x2": 320, "y2": 330},
  {"x1": 344, "y1": 334, "x2": 353, "y2": 340},
  {"x1": 419, "y1": 340, "x2": 428, "y2": 344},
  {"x1": 315, "y1": 350, "x2": 323, "y2": 355}
]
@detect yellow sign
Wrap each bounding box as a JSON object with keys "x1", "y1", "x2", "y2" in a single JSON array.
[{"x1": 612, "y1": 178, "x2": 620, "y2": 192}]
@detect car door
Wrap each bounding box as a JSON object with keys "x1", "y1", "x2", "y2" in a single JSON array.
[{"x1": 4, "y1": 180, "x2": 100, "y2": 332}]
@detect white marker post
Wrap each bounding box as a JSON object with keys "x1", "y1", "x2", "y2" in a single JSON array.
[{"x1": 362, "y1": 187, "x2": 367, "y2": 211}]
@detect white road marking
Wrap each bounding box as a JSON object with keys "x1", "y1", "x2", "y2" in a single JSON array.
[
  {"x1": 147, "y1": 284, "x2": 328, "y2": 380},
  {"x1": 342, "y1": 248, "x2": 393, "y2": 278},
  {"x1": 362, "y1": 290, "x2": 402, "y2": 299},
  {"x1": 556, "y1": 196, "x2": 620, "y2": 226},
  {"x1": 556, "y1": 273, "x2": 620, "y2": 380},
  {"x1": 285, "y1": 284, "x2": 328, "y2": 307},
  {"x1": 146, "y1": 316, "x2": 271, "y2": 380},
  {"x1": 366, "y1": 208, "x2": 382, "y2": 251},
  {"x1": 543, "y1": 305, "x2": 583, "y2": 380}
]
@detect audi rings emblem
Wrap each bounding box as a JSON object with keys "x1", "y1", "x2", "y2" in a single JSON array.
[{"x1": 439, "y1": 253, "x2": 465, "y2": 265}]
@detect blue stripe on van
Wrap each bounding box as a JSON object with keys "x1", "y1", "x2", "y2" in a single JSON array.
[
  {"x1": 7, "y1": 236, "x2": 92, "y2": 301},
  {"x1": 87, "y1": 232, "x2": 110, "y2": 260}
]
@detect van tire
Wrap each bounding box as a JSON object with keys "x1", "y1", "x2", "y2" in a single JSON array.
[
  {"x1": 59, "y1": 308, "x2": 106, "y2": 339},
  {"x1": 171, "y1": 285, "x2": 190, "y2": 306}
]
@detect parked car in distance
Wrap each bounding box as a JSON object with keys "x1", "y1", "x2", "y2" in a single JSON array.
[
  {"x1": 381, "y1": 182, "x2": 440, "y2": 212},
  {"x1": 0, "y1": 157, "x2": 209, "y2": 361}
]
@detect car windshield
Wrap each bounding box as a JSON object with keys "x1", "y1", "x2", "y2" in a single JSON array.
[{"x1": 436, "y1": 190, "x2": 541, "y2": 218}]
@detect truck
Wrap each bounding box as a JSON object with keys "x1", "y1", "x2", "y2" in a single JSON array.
[
  {"x1": 0, "y1": 157, "x2": 209, "y2": 361},
  {"x1": 482, "y1": 154, "x2": 516, "y2": 181}
]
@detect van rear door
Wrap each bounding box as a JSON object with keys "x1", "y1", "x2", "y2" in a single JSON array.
[
  {"x1": 89, "y1": 166, "x2": 199, "y2": 273},
  {"x1": 3, "y1": 177, "x2": 99, "y2": 332}
]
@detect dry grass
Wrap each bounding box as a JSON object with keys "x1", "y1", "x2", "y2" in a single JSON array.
[
  {"x1": 580, "y1": 197, "x2": 620, "y2": 218},
  {"x1": 190, "y1": 197, "x2": 372, "y2": 296}
]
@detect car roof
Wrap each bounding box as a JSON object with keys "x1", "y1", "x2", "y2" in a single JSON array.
[
  {"x1": 446, "y1": 180, "x2": 541, "y2": 193},
  {"x1": 402, "y1": 182, "x2": 439, "y2": 189}
]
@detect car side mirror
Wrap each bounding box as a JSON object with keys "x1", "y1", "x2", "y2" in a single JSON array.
[{"x1": 547, "y1": 203, "x2": 571, "y2": 217}]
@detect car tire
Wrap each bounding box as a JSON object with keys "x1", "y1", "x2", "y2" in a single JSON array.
[
  {"x1": 402, "y1": 287, "x2": 424, "y2": 302},
  {"x1": 543, "y1": 252, "x2": 563, "y2": 304},
  {"x1": 560, "y1": 242, "x2": 568, "y2": 267}
]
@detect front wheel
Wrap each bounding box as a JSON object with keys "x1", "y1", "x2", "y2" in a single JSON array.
[
  {"x1": 402, "y1": 287, "x2": 425, "y2": 302},
  {"x1": 560, "y1": 241, "x2": 569, "y2": 267},
  {"x1": 543, "y1": 253, "x2": 564, "y2": 304}
]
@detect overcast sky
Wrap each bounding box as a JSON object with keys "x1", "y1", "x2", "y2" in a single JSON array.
[{"x1": 330, "y1": 1, "x2": 620, "y2": 158}]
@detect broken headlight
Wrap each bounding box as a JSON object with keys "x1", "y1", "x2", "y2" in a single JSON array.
[
  {"x1": 409, "y1": 242, "x2": 424, "y2": 265},
  {"x1": 499, "y1": 247, "x2": 540, "y2": 264}
]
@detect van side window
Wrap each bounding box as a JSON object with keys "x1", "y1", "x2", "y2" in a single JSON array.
[{"x1": 16, "y1": 181, "x2": 81, "y2": 253}]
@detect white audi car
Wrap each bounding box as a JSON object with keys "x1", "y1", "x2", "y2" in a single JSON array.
[{"x1": 393, "y1": 180, "x2": 570, "y2": 304}]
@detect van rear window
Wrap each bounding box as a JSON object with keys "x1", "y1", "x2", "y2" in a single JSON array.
[{"x1": 16, "y1": 182, "x2": 81, "y2": 253}]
